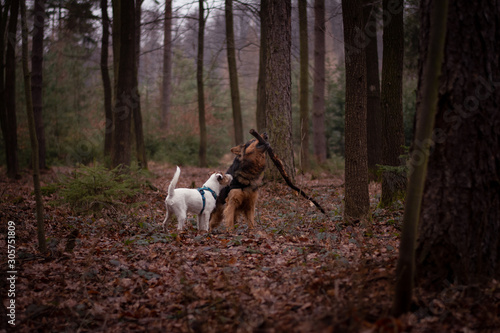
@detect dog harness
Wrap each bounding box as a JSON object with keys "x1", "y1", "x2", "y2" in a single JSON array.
[{"x1": 197, "y1": 187, "x2": 217, "y2": 215}]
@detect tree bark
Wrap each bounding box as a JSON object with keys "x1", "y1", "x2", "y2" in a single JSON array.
[
  {"x1": 100, "y1": 0, "x2": 113, "y2": 158},
  {"x1": 264, "y1": 0, "x2": 294, "y2": 181},
  {"x1": 255, "y1": 0, "x2": 268, "y2": 132},
  {"x1": 298, "y1": 0, "x2": 309, "y2": 172},
  {"x1": 4, "y1": 0, "x2": 19, "y2": 178},
  {"x1": 111, "y1": 0, "x2": 135, "y2": 168},
  {"x1": 160, "y1": 0, "x2": 172, "y2": 129},
  {"x1": 197, "y1": 0, "x2": 207, "y2": 167},
  {"x1": 31, "y1": 0, "x2": 47, "y2": 170},
  {"x1": 342, "y1": 0, "x2": 369, "y2": 221},
  {"x1": 0, "y1": 0, "x2": 10, "y2": 180},
  {"x1": 416, "y1": 0, "x2": 500, "y2": 287},
  {"x1": 225, "y1": 0, "x2": 244, "y2": 145},
  {"x1": 363, "y1": 0, "x2": 382, "y2": 180},
  {"x1": 392, "y1": 0, "x2": 448, "y2": 316},
  {"x1": 380, "y1": 0, "x2": 405, "y2": 207},
  {"x1": 312, "y1": 0, "x2": 326, "y2": 164},
  {"x1": 133, "y1": 0, "x2": 147, "y2": 169},
  {"x1": 20, "y1": 0, "x2": 46, "y2": 254}
]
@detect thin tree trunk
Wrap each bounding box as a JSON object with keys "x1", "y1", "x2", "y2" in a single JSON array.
[
  {"x1": 342, "y1": 0, "x2": 369, "y2": 221},
  {"x1": 380, "y1": 0, "x2": 405, "y2": 207},
  {"x1": 0, "y1": 2, "x2": 11, "y2": 166},
  {"x1": 416, "y1": 0, "x2": 500, "y2": 287},
  {"x1": 225, "y1": 0, "x2": 243, "y2": 145},
  {"x1": 4, "y1": 0, "x2": 19, "y2": 179},
  {"x1": 265, "y1": 0, "x2": 294, "y2": 181},
  {"x1": 111, "y1": 0, "x2": 135, "y2": 168},
  {"x1": 133, "y1": 0, "x2": 147, "y2": 169},
  {"x1": 100, "y1": 0, "x2": 113, "y2": 157},
  {"x1": 255, "y1": 0, "x2": 267, "y2": 132},
  {"x1": 392, "y1": 0, "x2": 448, "y2": 316},
  {"x1": 31, "y1": 0, "x2": 46, "y2": 170},
  {"x1": 363, "y1": 0, "x2": 382, "y2": 180},
  {"x1": 298, "y1": 0, "x2": 309, "y2": 172},
  {"x1": 197, "y1": 0, "x2": 207, "y2": 167},
  {"x1": 20, "y1": 0, "x2": 46, "y2": 254},
  {"x1": 160, "y1": 0, "x2": 172, "y2": 129},
  {"x1": 312, "y1": 0, "x2": 326, "y2": 164}
]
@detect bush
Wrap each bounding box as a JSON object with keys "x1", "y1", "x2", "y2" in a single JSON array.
[{"x1": 48, "y1": 164, "x2": 147, "y2": 214}]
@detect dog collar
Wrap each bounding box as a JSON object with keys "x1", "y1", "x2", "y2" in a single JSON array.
[{"x1": 197, "y1": 187, "x2": 217, "y2": 215}]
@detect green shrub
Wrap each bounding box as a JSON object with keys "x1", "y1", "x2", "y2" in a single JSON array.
[{"x1": 50, "y1": 164, "x2": 147, "y2": 214}]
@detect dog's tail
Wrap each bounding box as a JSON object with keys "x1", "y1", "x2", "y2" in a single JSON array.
[{"x1": 167, "y1": 166, "x2": 181, "y2": 201}]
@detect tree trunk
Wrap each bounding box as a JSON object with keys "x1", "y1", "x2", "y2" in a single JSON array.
[
  {"x1": 363, "y1": 0, "x2": 382, "y2": 180},
  {"x1": 392, "y1": 0, "x2": 448, "y2": 316},
  {"x1": 111, "y1": 0, "x2": 135, "y2": 168},
  {"x1": 3, "y1": 0, "x2": 20, "y2": 179},
  {"x1": 298, "y1": 0, "x2": 309, "y2": 172},
  {"x1": 312, "y1": 0, "x2": 326, "y2": 164},
  {"x1": 160, "y1": 0, "x2": 172, "y2": 129},
  {"x1": 197, "y1": 0, "x2": 207, "y2": 167},
  {"x1": 255, "y1": 0, "x2": 267, "y2": 132},
  {"x1": 31, "y1": 0, "x2": 47, "y2": 170},
  {"x1": 264, "y1": 0, "x2": 294, "y2": 182},
  {"x1": 416, "y1": 0, "x2": 500, "y2": 287},
  {"x1": 225, "y1": 0, "x2": 243, "y2": 145},
  {"x1": 133, "y1": 0, "x2": 147, "y2": 169},
  {"x1": 0, "y1": 1, "x2": 10, "y2": 180},
  {"x1": 342, "y1": 0, "x2": 369, "y2": 221},
  {"x1": 100, "y1": 0, "x2": 113, "y2": 157},
  {"x1": 380, "y1": 0, "x2": 405, "y2": 207},
  {"x1": 20, "y1": 0, "x2": 46, "y2": 254}
]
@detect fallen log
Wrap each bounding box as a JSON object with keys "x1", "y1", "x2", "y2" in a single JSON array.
[{"x1": 249, "y1": 129, "x2": 328, "y2": 216}]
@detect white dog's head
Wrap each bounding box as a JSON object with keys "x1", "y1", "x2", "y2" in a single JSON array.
[{"x1": 204, "y1": 172, "x2": 233, "y2": 193}]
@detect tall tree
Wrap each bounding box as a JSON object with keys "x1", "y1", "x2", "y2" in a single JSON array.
[
  {"x1": 111, "y1": 0, "x2": 136, "y2": 168},
  {"x1": 31, "y1": 0, "x2": 47, "y2": 169},
  {"x1": 363, "y1": 0, "x2": 382, "y2": 179},
  {"x1": 265, "y1": 0, "x2": 294, "y2": 181},
  {"x1": 161, "y1": 0, "x2": 172, "y2": 129},
  {"x1": 392, "y1": 0, "x2": 448, "y2": 316},
  {"x1": 225, "y1": 0, "x2": 243, "y2": 145},
  {"x1": 342, "y1": 0, "x2": 369, "y2": 221},
  {"x1": 2, "y1": 0, "x2": 20, "y2": 178},
  {"x1": 380, "y1": 0, "x2": 405, "y2": 206},
  {"x1": 133, "y1": 0, "x2": 147, "y2": 169},
  {"x1": 255, "y1": 0, "x2": 267, "y2": 132},
  {"x1": 0, "y1": 1, "x2": 10, "y2": 158},
  {"x1": 100, "y1": 0, "x2": 113, "y2": 157},
  {"x1": 312, "y1": 0, "x2": 326, "y2": 164},
  {"x1": 20, "y1": 0, "x2": 46, "y2": 253},
  {"x1": 197, "y1": 0, "x2": 207, "y2": 167},
  {"x1": 416, "y1": 0, "x2": 500, "y2": 286},
  {"x1": 298, "y1": 0, "x2": 309, "y2": 171}
]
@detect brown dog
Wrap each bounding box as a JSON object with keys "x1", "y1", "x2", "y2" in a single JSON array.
[{"x1": 210, "y1": 133, "x2": 269, "y2": 231}]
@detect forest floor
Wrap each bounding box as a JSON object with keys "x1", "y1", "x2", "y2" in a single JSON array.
[{"x1": 1, "y1": 162, "x2": 499, "y2": 332}]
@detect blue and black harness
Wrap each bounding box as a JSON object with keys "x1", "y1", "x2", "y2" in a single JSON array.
[{"x1": 197, "y1": 187, "x2": 217, "y2": 215}]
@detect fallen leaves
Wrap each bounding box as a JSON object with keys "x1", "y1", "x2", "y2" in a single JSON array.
[{"x1": 0, "y1": 163, "x2": 498, "y2": 332}]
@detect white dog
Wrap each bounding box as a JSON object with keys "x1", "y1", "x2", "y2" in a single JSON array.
[{"x1": 162, "y1": 166, "x2": 232, "y2": 232}]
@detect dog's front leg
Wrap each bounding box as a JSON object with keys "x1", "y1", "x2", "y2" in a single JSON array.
[
  {"x1": 199, "y1": 214, "x2": 209, "y2": 232},
  {"x1": 223, "y1": 189, "x2": 243, "y2": 231}
]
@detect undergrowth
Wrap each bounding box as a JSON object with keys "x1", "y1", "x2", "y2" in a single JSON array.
[{"x1": 43, "y1": 164, "x2": 149, "y2": 214}]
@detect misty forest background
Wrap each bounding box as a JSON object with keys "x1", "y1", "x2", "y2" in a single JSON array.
[{"x1": 0, "y1": 0, "x2": 418, "y2": 170}]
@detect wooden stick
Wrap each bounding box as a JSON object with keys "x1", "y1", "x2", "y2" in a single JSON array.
[{"x1": 249, "y1": 129, "x2": 327, "y2": 215}]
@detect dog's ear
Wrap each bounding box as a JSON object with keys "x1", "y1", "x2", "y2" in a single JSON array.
[
  {"x1": 217, "y1": 174, "x2": 223, "y2": 182},
  {"x1": 230, "y1": 145, "x2": 243, "y2": 156}
]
